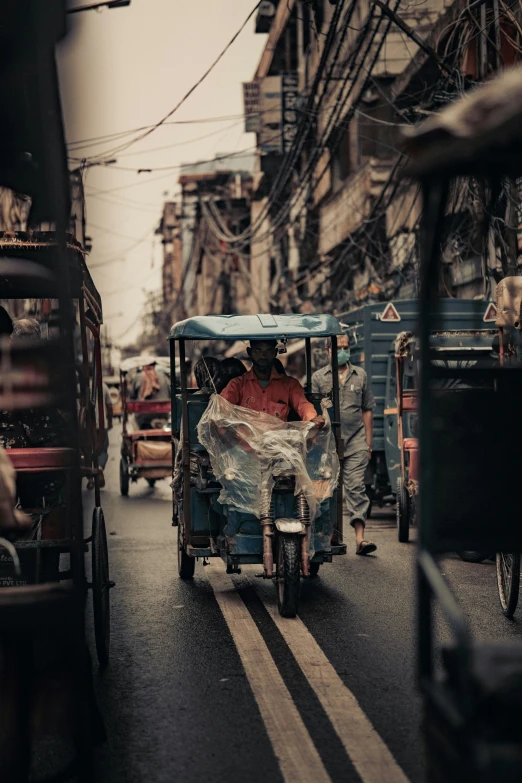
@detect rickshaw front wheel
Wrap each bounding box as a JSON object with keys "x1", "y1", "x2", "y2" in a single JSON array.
[
  {"x1": 178, "y1": 530, "x2": 195, "y2": 579},
  {"x1": 396, "y1": 478, "x2": 410, "y2": 543},
  {"x1": 276, "y1": 534, "x2": 301, "y2": 617},
  {"x1": 496, "y1": 552, "x2": 521, "y2": 618}
]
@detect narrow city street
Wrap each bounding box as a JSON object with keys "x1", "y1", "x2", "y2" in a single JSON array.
[{"x1": 87, "y1": 429, "x2": 522, "y2": 783}]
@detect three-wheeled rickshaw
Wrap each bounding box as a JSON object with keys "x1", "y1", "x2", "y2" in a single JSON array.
[
  {"x1": 119, "y1": 356, "x2": 172, "y2": 495},
  {"x1": 405, "y1": 66, "x2": 522, "y2": 781},
  {"x1": 394, "y1": 328, "x2": 497, "y2": 545},
  {"x1": 170, "y1": 314, "x2": 346, "y2": 617},
  {"x1": 0, "y1": 232, "x2": 110, "y2": 780}
]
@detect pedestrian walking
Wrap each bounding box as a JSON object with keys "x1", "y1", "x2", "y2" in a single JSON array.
[{"x1": 312, "y1": 333, "x2": 377, "y2": 555}]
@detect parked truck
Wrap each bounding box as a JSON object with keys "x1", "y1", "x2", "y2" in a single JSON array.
[{"x1": 339, "y1": 298, "x2": 498, "y2": 512}]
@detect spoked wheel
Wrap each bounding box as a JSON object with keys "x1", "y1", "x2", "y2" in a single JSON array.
[
  {"x1": 177, "y1": 528, "x2": 195, "y2": 580},
  {"x1": 396, "y1": 477, "x2": 410, "y2": 543},
  {"x1": 92, "y1": 508, "x2": 111, "y2": 668},
  {"x1": 496, "y1": 552, "x2": 521, "y2": 618},
  {"x1": 119, "y1": 458, "x2": 129, "y2": 496},
  {"x1": 275, "y1": 534, "x2": 301, "y2": 617},
  {"x1": 147, "y1": 479, "x2": 156, "y2": 488}
]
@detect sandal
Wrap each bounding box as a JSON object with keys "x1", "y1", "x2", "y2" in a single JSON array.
[{"x1": 356, "y1": 540, "x2": 377, "y2": 556}]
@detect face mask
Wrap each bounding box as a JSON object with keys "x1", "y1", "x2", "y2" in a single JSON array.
[{"x1": 337, "y1": 349, "x2": 350, "y2": 366}]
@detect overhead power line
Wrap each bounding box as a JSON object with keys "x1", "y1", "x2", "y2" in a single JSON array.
[{"x1": 88, "y1": 0, "x2": 262, "y2": 160}]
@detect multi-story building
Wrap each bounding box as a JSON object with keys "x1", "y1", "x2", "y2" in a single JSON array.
[
  {"x1": 227, "y1": 0, "x2": 522, "y2": 314},
  {"x1": 157, "y1": 153, "x2": 254, "y2": 323}
]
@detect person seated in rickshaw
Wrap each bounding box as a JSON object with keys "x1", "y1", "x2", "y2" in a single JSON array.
[
  {"x1": 130, "y1": 360, "x2": 170, "y2": 429},
  {"x1": 218, "y1": 357, "x2": 247, "y2": 391},
  {"x1": 193, "y1": 356, "x2": 223, "y2": 395},
  {"x1": 220, "y1": 339, "x2": 325, "y2": 427}
]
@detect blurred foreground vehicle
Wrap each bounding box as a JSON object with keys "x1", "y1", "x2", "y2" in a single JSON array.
[
  {"x1": 0, "y1": 2, "x2": 110, "y2": 780},
  {"x1": 406, "y1": 65, "x2": 522, "y2": 782}
]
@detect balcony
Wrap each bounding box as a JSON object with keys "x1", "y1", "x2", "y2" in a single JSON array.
[{"x1": 318, "y1": 158, "x2": 394, "y2": 256}]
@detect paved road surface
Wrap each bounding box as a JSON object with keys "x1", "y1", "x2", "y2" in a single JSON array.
[{"x1": 87, "y1": 427, "x2": 522, "y2": 783}]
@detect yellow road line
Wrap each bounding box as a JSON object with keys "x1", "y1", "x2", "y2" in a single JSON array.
[
  {"x1": 260, "y1": 590, "x2": 410, "y2": 783},
  {"x1": 206, "y1": 563, "x2": 332, "y2": 783}
]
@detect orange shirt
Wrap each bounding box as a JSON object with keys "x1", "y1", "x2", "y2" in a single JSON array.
[{"x1": 220, "y1": 368, "x2": 317, "y2": 422}]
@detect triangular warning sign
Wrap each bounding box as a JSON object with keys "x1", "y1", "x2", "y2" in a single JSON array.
[
  {"x1": 483, "y1": 303, "x2": 497, "y2": 322},
  {"x1": 380, "y1": 302, "x2": 401, "y2": 322}
]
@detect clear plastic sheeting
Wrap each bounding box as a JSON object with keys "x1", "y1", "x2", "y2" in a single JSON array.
[{"x1": 197, "y1": 395, "x2": 339, "y2": 522}]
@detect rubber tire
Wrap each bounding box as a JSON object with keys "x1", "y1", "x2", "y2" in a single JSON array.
[
  {"x1": 457, "y1": 551, "x2": 490, "y2": 564},
  {"x1": 178, "y1": 529, "x2": 195, "y2": 580},
  {"x1": 496, "y1": 552, "x2": 521, "y2": 618},
  {"x1": 396, "y1": 477, "x2": 410, "y2": 543},
  {"x1": 92, "y1": 508, "x2": 111, "y2": 669},
  {"x1": 147, "y1": 479, "x2": 156, "y2": 488},
  {"x1": 120, "y1": 458, "x2": 129, "y2": 496},
  {"x1": 309, "y1": 561, "x2": 321, "y2": 578},
  {"x1": 276, "y1": 534, "x2": 301, "y2": 618}
]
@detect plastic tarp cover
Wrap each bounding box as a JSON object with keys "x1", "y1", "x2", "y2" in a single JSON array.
[{"x1": 197, "y1": 395, "x2": 339, "y2": 524}]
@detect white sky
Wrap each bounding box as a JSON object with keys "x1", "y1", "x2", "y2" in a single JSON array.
[{"x1": 57, "y1": 0, "x2": 266, "y2": 349}]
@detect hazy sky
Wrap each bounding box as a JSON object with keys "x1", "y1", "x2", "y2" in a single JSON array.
[{"x1": 57, "y1": 0, "x2": 266, "y2": 349}]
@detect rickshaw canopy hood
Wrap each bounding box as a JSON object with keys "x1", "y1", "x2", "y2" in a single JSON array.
[
  {"x1": 120, "y1": 355, "x2": 171, "y2": 374},
  {"x1": 403, "y1": 64, "x2": 522, "y2": 179},
  {"x1": 169, "y1": 313, "x2": 344, "y2": 341},
  {"x1": 0, "y1": 231, "x2": 102, "y2": 324}
]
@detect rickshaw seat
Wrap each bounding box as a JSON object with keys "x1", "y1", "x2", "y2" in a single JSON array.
[
  {"x1": 6, "y1": 447, "x2": 76, "y2": 471},
  {"x1": 403, "y1": 438, "x2": 418, "y2": 450},
  {"x1": 443, "y1": 643, "x2": 522, "y2": 727}
]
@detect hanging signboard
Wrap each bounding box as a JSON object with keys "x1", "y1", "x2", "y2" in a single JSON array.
[
  {"x1": 243, "y1": 81, "x2": 261, "y2": 134},
  {"x1": 282, "y1": 73, "x2": 298, "y2": 154}
]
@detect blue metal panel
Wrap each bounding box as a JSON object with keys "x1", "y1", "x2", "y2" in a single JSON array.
[
  {"x1": 170, "y1": 313, "x2": 344, "y2": 340},
  {"x1": 339, "y1": 298, "x2": 496, "y2": 453}
]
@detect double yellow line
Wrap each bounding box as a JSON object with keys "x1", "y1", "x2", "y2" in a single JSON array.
[{"x1": 206, "y1": 562, "x2": 410, "y2": 783}]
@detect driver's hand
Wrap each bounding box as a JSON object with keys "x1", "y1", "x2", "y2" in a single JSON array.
[{"x1": 311, "y1": 415, "x2": 326, "y2": 429}]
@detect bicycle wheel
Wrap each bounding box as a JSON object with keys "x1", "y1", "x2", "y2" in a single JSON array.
[{"x1": 496, "y1": 552, "x2": 520, "y2": 618}]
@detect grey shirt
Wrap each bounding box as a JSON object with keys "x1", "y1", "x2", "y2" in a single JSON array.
[{"x1": 311, "y1": 363, "x2": 375, "y2": 457}]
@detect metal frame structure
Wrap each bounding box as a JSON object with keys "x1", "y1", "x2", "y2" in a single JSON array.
[{"x1": 169, "y1": 313, "x2": 346, "y2": 616}]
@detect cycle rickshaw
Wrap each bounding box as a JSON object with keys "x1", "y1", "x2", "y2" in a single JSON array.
[
  {"x1": 170, "y1": 314, "x2": 346, "y2": 617},
  {"x1": 405, "y1": 65, "x2": 522, "y2": 781},
  {"x1": 0, "y1": 233, "x2": 111, "y2": 781},
  {"x1": 119, "y1": 355, "x2": 172, "y2": 495}
]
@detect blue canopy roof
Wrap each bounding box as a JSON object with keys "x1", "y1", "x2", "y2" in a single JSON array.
[{"x1": 169, "y1": 313, "x2": 344, "y2": 340}]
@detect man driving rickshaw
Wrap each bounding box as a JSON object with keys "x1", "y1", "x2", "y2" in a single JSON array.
[{"x1": 221, "y1": 339, "x2": 325, "y2": 427}]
